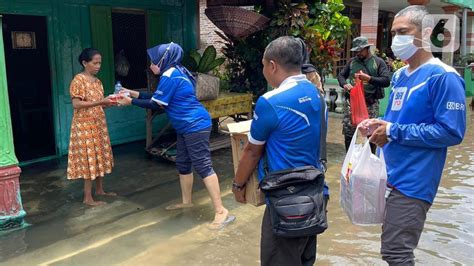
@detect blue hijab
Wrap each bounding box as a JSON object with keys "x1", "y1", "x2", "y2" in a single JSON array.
[{"x1": 147, "y1": 42, "x2": 196, "y2": 87}]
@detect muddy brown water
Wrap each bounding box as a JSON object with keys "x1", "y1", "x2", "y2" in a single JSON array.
[{"x1": 0, "y1": 112, "x2": 472, "y2": 265}]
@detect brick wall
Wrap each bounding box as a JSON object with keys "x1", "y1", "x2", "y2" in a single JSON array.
[
  {"x1": 199, "y1": 0, "x2": 225, "y2": 54},
  {"x1": 467, "y1": 12, "x2": 474, "y2": 53},
  {"x1": 360, "y1": 0, "x2": 379, "y2": 45}
]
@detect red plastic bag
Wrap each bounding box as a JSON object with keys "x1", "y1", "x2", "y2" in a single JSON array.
[{"x1": 350, "y1": 78, "x2": 369, "y2": 127}]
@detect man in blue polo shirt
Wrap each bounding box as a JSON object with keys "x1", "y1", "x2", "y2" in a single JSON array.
[
  {"x1": 232, "y1": 36, "x2": 324, "y2": 266},
  {"x1": 360, "y1": 6, "x2": 466, "y2": 265}
]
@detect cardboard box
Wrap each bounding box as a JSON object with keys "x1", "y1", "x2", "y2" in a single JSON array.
[{"x1": 227, "y1": 120, "x2": 265, "y2": 207}]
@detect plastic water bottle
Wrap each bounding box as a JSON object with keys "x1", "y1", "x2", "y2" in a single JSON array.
[{"x1": 114, "y1": 81, "x2": 122, "y2": 94}]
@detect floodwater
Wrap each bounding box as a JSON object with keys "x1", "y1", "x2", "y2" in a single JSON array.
[{"x1": 0, "y1": 109, "x2": 472, "y2": 265}]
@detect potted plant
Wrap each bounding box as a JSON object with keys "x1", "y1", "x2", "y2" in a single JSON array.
[
  {"x1": 460, "y1": 53, "x2": 474, "y2": 72},
  {"x1": 303, "y1": 0, "x2": 351, "y2": 80},
  {"x1": 391, "y1": 58, "x2": 407, "y2": 73},
  {"x1": 185, "y1": 45, "x2": 225, "y2": 101}
]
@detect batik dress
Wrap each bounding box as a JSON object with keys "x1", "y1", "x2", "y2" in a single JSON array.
[{"x1": 67, "y1": 74, "x2": 113, "y2": 180}]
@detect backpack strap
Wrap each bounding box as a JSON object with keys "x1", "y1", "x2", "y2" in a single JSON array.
[{"x1": 319, "y1": 92, "x2": 327, "y2": 171}]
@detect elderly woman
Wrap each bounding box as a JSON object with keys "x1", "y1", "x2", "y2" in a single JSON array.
[{"x1": 118, "y1": 42, "x2": 234, "y2": 229}]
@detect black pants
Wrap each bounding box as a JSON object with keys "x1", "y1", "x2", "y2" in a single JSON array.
[
  {"x1": 261, "y1": 207, "x2": 317, "y2": 266},
  {"x1": 381, "y1": 189, "x2": 431, "y2": 266}
]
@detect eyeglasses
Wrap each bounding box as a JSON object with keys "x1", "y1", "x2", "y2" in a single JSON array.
[{"x1": 156, "y1": 42, "x2": 173, "y2": 69}]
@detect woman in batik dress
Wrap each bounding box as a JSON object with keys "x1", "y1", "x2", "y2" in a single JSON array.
[{"x1": 67, "y1": 48, "x2": 117, "y2": 206}]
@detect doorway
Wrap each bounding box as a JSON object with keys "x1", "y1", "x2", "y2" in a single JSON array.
[
  {"x1": 111, "y1": 10, "x2": 148, "y2": 90},
  {"x1": 1, "y1": 14, "x2": 55, "y2": 162}
]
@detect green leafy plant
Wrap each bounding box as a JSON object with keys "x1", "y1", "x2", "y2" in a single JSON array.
[
  {"x1": 391, "y1": 58, "x2": 407, "y2": 72},
  {"x1": 375, "y1": 48, "x2": 396, "y2": 73},
  {"x1": 374, "y1": 48, "x2": 407, "y2": 73},
  {"x1": 307, "y1": 0, "x2": 351, "y2": 44},
  {"x1": 461, "y1": 53, "x2": 474, "y2": 66},
  {"x1": 216, "y1": 0, "x2": 351, "y2": 96},
  {"x1": 185, "y1": 46, "x2": 225, "y2": 74},
  {"x1": 218, "y1": 30, "x2": 270, "y2": 96},
  {"x1": 270, "y1": 1, "x2": 309, "y2": 37},
  {"x1": 374, "y1": 48, "x2": 388, "y2": 61},
  {"x1": 304, "y1": 0, "x2": 351, "y2": 76}
]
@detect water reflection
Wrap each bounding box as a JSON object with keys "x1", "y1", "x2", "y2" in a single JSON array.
[{"x1": 0, "y1": 110, "x2": 472, "y2": 265}]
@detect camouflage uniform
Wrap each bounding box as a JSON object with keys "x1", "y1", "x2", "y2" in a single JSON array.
[
  {"x1": 341, "y1": 55, "x2": 382, "y2": 142},
  {"x1": 337, "y1": 37, "x2": 391, "y2": 150},
  {"x1": 342, "y1": 97, "x2": 380, "y2": 137}
]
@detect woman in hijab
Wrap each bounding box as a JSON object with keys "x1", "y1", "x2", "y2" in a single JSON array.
[{"x1": 118, "y1": 43, "x2": 234, "y2": 229}]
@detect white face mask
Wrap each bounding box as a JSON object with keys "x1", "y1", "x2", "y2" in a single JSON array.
[{"x1": 391, "y1": 35, "x2": 419, "y2": 61}]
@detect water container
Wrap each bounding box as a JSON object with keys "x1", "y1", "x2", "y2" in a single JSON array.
[{"x1": 114, "y1": 81, "x2": 122, "y2": 94}]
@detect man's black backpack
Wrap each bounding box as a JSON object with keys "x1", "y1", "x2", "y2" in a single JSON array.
[{"x1": 259, "y1": 91, "x2": 328, "y2": 238}]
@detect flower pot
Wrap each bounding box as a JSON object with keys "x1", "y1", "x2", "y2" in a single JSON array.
[
  {"x1": 195, "y1": 73, "x2": 220, "y2": 101},
  {"x1": 407, "y1": 0, "x2": 430, "y2": 5}
]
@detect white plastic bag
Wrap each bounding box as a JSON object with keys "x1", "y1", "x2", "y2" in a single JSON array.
[{"x1": 340, "y1": 128, "x2": 387, "y2": 225}]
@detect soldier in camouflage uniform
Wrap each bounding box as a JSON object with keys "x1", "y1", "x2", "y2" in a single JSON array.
[{"x1": 338, "y1": 37, "x2": 391, "y2": 151}]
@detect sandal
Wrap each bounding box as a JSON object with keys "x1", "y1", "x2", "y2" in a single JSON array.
[{"x1": 208, "y1": 215, "x2": 236, "y2": 230}]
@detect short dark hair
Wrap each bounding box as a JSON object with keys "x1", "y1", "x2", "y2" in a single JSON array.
[
  {"x1": 78, "y1": 48, "x2": 101, "y2": 67},
  {"x1": 395, "y1": 5, "x2": 434, "y2": 32},
  {"x1": 264, "y1": 36, "x2": 303, "y2": 71}
]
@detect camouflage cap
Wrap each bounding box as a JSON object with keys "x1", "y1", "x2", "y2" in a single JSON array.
[{"x1": 351, "y1": 36, "x2": 372, "y2": 52}]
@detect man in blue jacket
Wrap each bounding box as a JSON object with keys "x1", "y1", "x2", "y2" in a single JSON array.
[
  {"x1": 232, "y1": 36, "x2": 325, "y2": 266},
  {"x1": 360, "y1": 6, "x2": 466, "y2": 265}
]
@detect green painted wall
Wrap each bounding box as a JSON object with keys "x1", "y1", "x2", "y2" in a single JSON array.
[
  {"x1": 465, "y1": 67, "x2": 474, "y2": 97},
  {"x1": 0, "y1": 15, "x2": 19, "y2": 167},
  {"x1": 0, "y1": 0, "x2": 198, "y2": 161},
  {"x1": 378, "y1": 86, "x2": 392, "y2": 117}
]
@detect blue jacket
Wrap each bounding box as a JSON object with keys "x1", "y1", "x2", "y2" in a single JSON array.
[{"x1": 383, "y1": 58, "x2": 466, "y2": 204}]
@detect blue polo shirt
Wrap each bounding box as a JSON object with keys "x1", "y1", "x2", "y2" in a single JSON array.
[
  {"x1": 383, "y1": 58, "x2": 466, "y2": 204},
  {"x1": 249, "y1": 75, "x2": 323, "y2": 181},
  {"x1": 151, "y1": 67, "x2": 211, "y2": 135}
]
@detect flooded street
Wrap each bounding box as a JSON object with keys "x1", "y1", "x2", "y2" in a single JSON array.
[{"x1": 0, "y1": 109, "x2": 472, "y2": 265}]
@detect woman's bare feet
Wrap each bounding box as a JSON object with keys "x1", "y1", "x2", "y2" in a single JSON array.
[
  {"x1": 213, "y1": 208, "x2": 229, "y2": 224},
  {"x1": 83, "y1": 200, "x2": 106, "y2": 206},
  {"x1": 208, "y1": 208, "x2": 235, "y2": 230},
  {"x1": 165, "y1": 203, "x2": 194, "y2": 210},
  {"x1": 96, "y1": 191, "x2": 117, "y2": 196}
]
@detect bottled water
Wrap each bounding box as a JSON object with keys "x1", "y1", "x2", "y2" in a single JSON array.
[
  {"x1": 114, "y1": 81, "x2": 130, "y2": 97},
  {"x1": 114, "y1": 81, "x2": 122, "y2": 94}
]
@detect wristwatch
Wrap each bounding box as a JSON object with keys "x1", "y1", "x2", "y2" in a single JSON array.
[{"x1": 232, "y1": 181, "x2": 246, "y2": 192}]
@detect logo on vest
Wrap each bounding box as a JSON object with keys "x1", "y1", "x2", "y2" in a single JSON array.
[
  {"x1": 298, "y1": 96, "x2": 312, "y2": 104},
  {"x1": 391, "y1": 87, "x2": 407, "y2": 111}
]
